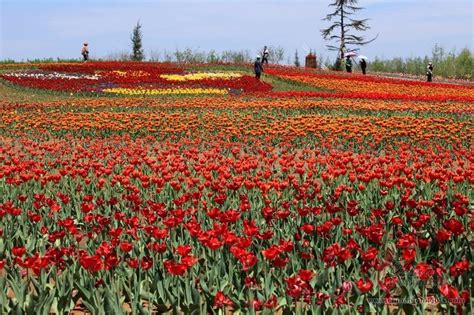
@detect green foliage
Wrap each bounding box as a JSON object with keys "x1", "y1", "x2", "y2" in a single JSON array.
[
  {"x1": 0, "y1": 58, "x2": 81, "y2": 64},
  {"x1": 104, "y1": 51, "x2": 132, "y2": 61},
  {"x1": 160, "y1": 48, "x2": 253, "y2": 64},
  {"x1": 130, "y1": 21, "x2": 144, "y2": 61},
  {"x1": 294, "y1": 50, "x2": 301, "y2": 67},
  {"x1": 369, "y1": 45, "x2": 473, "y2": 80},
  {"x1": 332, "y1": 58, "x2": 343, "y2": 71},
  {"x1": 455, "y1": 48, "x2": 473, "y2": 79},
  {"x1": 0, "y1": 59, "x2": 16, "y2": 64},
  {"x1": 174, "y1": 48, "x2": 206, "y2": 63}
]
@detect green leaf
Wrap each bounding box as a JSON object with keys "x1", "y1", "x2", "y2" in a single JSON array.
[
  {"x1": 315, "y1": 268, "x2": 329, "y2": 288},
  {"x1": 401, "y1": 303, "x2": 415, "y2": 314},
  {"x1": 74, "y1": 281, "x2": 92, "y2": 303},
  {"x1": 184, "y1": 278, "x2": 192, "y2": 306},
  {"x1": 278, "y1": 297, "x2": 287, "y2": 308},
  {"x1": 200, "y1": 278, "x2": 210, "y2": 294}
]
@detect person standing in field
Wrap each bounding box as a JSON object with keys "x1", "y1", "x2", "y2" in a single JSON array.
[
  {"x1": 426, "y1": 62, "x2": 433, "y2": 82},
  {"x1": 345, "y1": 56, "x2": 352, "y2": 73},
  {"x1": 254, "y1": 55, "x2": 264, "y2": 80},
  {"x1": 81, "y1": 42, "x2": 89, "y2": 62},
  {"x1": 262, "y1": 46, "x2": 269, "y2": 65},
  {"x1": 360, "y1": 58, "x2": 367, "y2": 75}
]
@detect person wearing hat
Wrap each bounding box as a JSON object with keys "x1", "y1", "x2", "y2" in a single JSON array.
[
  {"x1": 254, "y1": 55, "x2": 264, "y2": 80},
  {"x1": 81, "y1": 42, "x2": 89, "y2": 62},
  {"x1": 426, "y1": 62, "x2": 433, "y2": 82}
]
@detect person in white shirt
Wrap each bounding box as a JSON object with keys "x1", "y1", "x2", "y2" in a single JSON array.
[
  {"x1": 262, "y1": 46, "x2": 269, "y2": 65},
  {"x1": 81, "y1": 42, "x2": 89, "y2": 62},
  {"x1": 426, "y1": 62, "x2": 433, "y2": 82}
]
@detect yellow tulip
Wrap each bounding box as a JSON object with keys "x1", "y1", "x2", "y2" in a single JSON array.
[{"x1": 103, "y1": 87, "x2": 228, "y2": 95}]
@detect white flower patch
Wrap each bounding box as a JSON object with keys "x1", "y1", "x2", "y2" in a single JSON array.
[{"x1": 2, "y1": 71, "x2": 100, "y2": 80}]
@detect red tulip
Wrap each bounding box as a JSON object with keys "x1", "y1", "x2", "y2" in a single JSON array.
[
  {"x1": 361, "y1": 247, "x2": 378, "y2": 262},
  {"x1": 120, "y1": 242, "x2": 133, "y2": 252},
  {"x1": 214, "y1": 291, "x2": 233, "y2": 308},
  {"x1": 263, "y1": 294, "x2": 277, "y2": 309},
  {"x1": 104, "y1": 254, "x2": 119, "y2": 270},
  {"x1": 449, "y1": 260, "x2": 470, "y2": 277},
  {"x1": 127, "y1": 258, "x2": 139, "y2": 269},
  {"x1": 79, "y1": 255, "x2": 103, "y2": 273},
  {"x1": 298, "y1": 269, "x2": 315, "y2": 282},
  {"x1": 439, "y1": 283, "x2": 460, "y2": 304},
  {"x1": 250, "y1": 299, "x2": 262, "y2": 311},
  {"x1": 271, "y1": 256, "x2": 289, "y2": 268},
  {"x1": 175, "y1": 245, "x2": 192, "y2": 256},
  {"x1": 335, "y1": 294, "x2": 347, "y2": 307},
  {"x1": 301, "y1": 223, "x2": 315, "y2": 234},
  {"x1": 12, "y1": 246, "x2": 26, "y2": 257},
  {"x1": 436, "y1": 229, "x2": 452, "y2": 243},
  {"x1": 355, "y1": 278, "x2": 373, "y2": 293},
  {"x1": 141, "y1": 257, "x2": 153, "y2": 270},
  {"x1": 391, "y1": 217, "x2": 403, "y2": 225},
  {"x1": 164, "y1": 260, "x2": 187, "y2": 276},
  {"x1": 262, "y1": 245, "x2": 281, "y2": 261},
  {"x1": 414, "y1": 263, "x2": 434, "y2": 281},
  {"x1": 378, "y1": 276, "x2": 397, "y2": 292},
  {"x1": 402, "y1": 248, "x2": 416, "y2": 263},
  {"x1": 443, "y1": 219, "x2": 464, "y2": 236}
]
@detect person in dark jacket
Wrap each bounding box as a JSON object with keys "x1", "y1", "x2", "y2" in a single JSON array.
[
  {"x1": 360, "y1": 58, "x2": 367, "y2": 75},
  {"x1": 345, "y1": 56, "x2": 352, "y2": 73},
  {"x1": 254, "y1": 56, "x2": 264, "y2": 80},
  {"x1": 427, "y1": 62, "x2": 433, "y2": 82}
]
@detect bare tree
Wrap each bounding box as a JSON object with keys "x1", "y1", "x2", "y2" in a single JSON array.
[
  {"x1": 221, "y1": 50, "x2": 251, "y2": 64},
  {"x1": 268, "y1": 46, "x2": 285, "y2": 64},
  {"x1": 105, "y1": 51, "x2": 132, "y2": 61},
  {"x1": 163, "y1": 50, "x2": 174, "y2": 62},
  {"x1": 148, "y1": 50, "x2": 161, "y2": 62},
  {"x1": 321, "y1": 0, "x2": 377, "y2": 70}
]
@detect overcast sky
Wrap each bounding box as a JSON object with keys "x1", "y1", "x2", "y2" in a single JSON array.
[{"x1": 0, "y1": 0, "x2": 472, "y2": 61}]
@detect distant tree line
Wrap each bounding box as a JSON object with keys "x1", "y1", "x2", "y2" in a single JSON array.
[
  {"x1": 147, "y1": 46, "x2": 286, "y2": 64},
  {"x1": 148, "y1": 48, "x2": 253, "y2": 64},
  {"x1": 369, "y1": 45, "x2": 473, "y2": 80}
]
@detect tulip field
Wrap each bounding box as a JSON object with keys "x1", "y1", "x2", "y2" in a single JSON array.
[{"x1": 0, "y1": 62, "x2": 473, "y2": 314}]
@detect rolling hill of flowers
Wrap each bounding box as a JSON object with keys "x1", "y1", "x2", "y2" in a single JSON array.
[{"x1": 0, "y1": 62, "x2": 473, "y2": 314}]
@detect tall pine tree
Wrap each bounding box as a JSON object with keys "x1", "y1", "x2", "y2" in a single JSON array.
[
  {"x1": 321, "y1": 0, "x2": 377, "y2": 70},
  {"x1": 294, "y1": 50, "x2": 301, "y2": 67},
  {"x1": 131, "y1": 21, "x2": 144, "y2": 61}
]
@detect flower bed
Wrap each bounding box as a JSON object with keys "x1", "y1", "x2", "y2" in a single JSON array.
[
  {"x1": 0, "y1": 62, "x2": 472, "y2": 314},
  {"x1": 102, "y1": 87, "x2": 228, "y2": 96},
  {"x1": 0, "y1": 62, "x2": 271, "y2": 94},
  {"x1": 265, "y1": 67, "x2": 474, "y2": 102}
]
